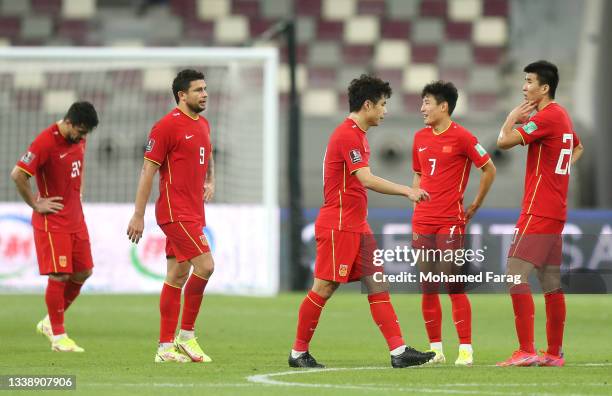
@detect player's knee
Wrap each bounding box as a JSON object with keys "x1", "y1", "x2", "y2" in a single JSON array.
[
  {"x1": 49, "y1": 273, "x2": 70, "y2": 282},
  {"x1": 312, "y1": 280, "x2": 338, "y2": 299},
  {"x1": 71, "y1": 269, "x2": 92, "y2": 283}
]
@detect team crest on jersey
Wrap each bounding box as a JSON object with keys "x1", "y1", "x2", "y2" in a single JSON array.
[
  {"x1": 20, "y1": 151, "x2": 35, "y2": 164},
  {"x1": 523, "y1": 121, "x2": 538, "y2": 134},
  {"x1": 59, "y1": 256, "x2": 67, "y2": 267},
  {"x1": 145, "y1": 139, "x2": 155, "y2": 152},
  {"x1": 338, "y1": 264, "x2": 348, "y2": 277},
  {"x1": 349, "y1": 149, "x2": 362, "y2": 164},
  {"x1": 475, "y1": 143, "x2": 487, "y2": 156}
]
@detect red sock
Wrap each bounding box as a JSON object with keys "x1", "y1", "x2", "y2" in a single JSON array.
[
  {"x1": 449, "y1": 293, "x2": 472, "y2": 344},
  {"x1": 421, "y1": 293, "x2": 442, "y2": 343},
  {"x1": 510, "y1": 284, "x2": 535, "y2": 353},
  {"x1": 63, "y1": 280, "x2": 84, "y2": 311},
  {"x1": 368, "y1": 292, "x2": 405, "y2": 351},
  {"x1": 159, "y1": 282, "x2": 182, "y2": 343},
  {"x1": 45, "y1": 278, "x2": 66, "y2": 335},
  {"x1": 545, "y1": 289, "x2": 566, "y2": 356},
  {"x1": 180, "y1": 273, "x2": 209, "y2": 331},
  {"x1": 293, "y1": 290, "x2": 327, "y2": 351}
]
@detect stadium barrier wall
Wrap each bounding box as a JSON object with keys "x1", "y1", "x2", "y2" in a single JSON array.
[{"x1": 0, "y1": 203, "x2": 279, "y2": 295}]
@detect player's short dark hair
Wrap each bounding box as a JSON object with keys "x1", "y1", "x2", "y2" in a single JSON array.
[
  {"x1": 64, "y1": 101, "x2": 98, "y2": 132},
  {"x1": 348, "y1": 74, "x2": 392, "y2": 112},
  {"x1": 172, "y1": 69, "x2": 205, "y2": 104},
  {"x1": 524, "y1": 60, "x2": 559, "y2": 99},
  {"x1": 421, "y1": 81, "x2": 459, "y2": 116}
]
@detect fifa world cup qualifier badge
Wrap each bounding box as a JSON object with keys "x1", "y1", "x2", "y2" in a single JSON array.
[
  {"x1": 349, "y1": 149, "x2": 362, "y2": 164},
  {"x1": 145, "y1": 139, "x2": 155, "y2": 152},
  {"x1": 21, "y1": 151, "x2": 35, "y2": 164},
  {"x1": 338, "y1": 264, "x2": 348, "y2": 277}
]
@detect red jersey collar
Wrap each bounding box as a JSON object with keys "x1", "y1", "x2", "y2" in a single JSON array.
[{"x1": 346, "y1": 117, "x2": 367, "y2": 134}]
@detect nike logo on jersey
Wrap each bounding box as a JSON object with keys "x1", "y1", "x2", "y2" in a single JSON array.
[
  {"x1": 419, "y1": 147, "x2": 427, "y2": 152},
  {"x1": 185, "y1": 135, "x2": 194, "y2": 140},
  {"x1": 172, "y1": 112, "x2": 180, "y2": 116},
  {"x1": 59, "y1": 153, "x2": 68, "y2": 159}
]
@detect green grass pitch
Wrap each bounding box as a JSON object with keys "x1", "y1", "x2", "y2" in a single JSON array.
[{"x1": 0, "y1": 293, "x2": 610, "y2": 395}]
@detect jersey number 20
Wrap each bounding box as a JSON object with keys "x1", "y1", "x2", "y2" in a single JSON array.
[{"x1": 554, "y1": 134, "x2": 573, "y2": 175}]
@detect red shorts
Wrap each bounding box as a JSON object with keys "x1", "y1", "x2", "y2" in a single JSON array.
[
  {"x1": 412, "y1": 222, "x2": 465, "y2": 250},
  {"x1": 33, "y1": 228, "x2": 93, "y2": 275},
  {"x1": 313, "y1": 226, "x2": 378, "y2": 283},
  {"x1": 160, "y1": 221, "x2": 210, "y2": 263},
  {"x1": 508, "y1": 214, "x2": 564, "y2": 267}
]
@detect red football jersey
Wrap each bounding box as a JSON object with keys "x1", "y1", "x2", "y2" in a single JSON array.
[
  {"x1": 412, "y1": 122, "x2": 490, "y2": 225},
  {"x1": 316, "y1": 118, "x2": 371, "y2": 233},
  {"x1": 16, "y1": 123, "x2": 87, "y2": 233},
  {"x1": 515, "y1": 102, "x2": 580, "y2": 221},
  {"x1": 144, "y1": 108, "x2": 212, "y2": 226}
]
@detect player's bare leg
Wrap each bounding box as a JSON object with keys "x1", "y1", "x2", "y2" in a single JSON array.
[
  {"x1": 155, "y1": 257, "x2": 191, "y2": 363},
  {"x1": 363, "y1": 275, "x2": 435, "y2": 368},
  {"x1": 175, "y1": 252, "x2": 214, "y2": 362},
  {"x1": 289, "y1": 278, "x2": 339, "y2": 368},
  {"x1": 497, "y1": 257, "x2": 539, "y2": 366},
  {"x1": 537, "y1": 265, "x2": 565, "y2": 366}
]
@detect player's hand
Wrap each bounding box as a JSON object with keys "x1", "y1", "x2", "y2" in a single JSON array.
[
  {"x1": 406, "y1": 187, "x2": 430, "y2": 203},
  {"x1": 465, "y1": 203, "x2": 480, "y2": 222},
  {"x1": 127, "y1": 214, "x2": 145, "y2": 244},
  {"x1": 204, "y1": 181, "x2": 215, "y2": 203},
  {"x1": 34, "y1": 196, "x2": 64, "y2": 214},
  {"x1": 509, "y1": 100, "x2": 536, "y2": 124}
]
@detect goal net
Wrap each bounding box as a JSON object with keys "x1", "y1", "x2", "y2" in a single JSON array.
[{"x1": 0, "y1": 47, "x2": 279, "y2": 295}]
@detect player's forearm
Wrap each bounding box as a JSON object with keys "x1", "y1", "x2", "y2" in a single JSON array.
[
  {"x1": 497, "y1": 117, "x2": 517, "y2": 150},
  {"x1": 133, "y1": 163, "x2": 157, "y2": 216},
  {"x1": 11, "y1": 169, "x2": 37, "y2": 210},
  {"x1": 472, "y1": 162, "x2": 496, "y2": 207},
  {"x1": 364, "y1": 174, "x2": 409, "y2": 196},
  {"x1": 412, "y1": 173, "x2": 421, "y2": 208},
  {"x1": 571, "y1": 144, "x2": 584, "y2": 165},
  {"x1": 206, "y1": 154, "x2": 215, "y2": 183}
]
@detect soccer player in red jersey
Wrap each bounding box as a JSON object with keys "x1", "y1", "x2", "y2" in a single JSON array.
[
  {"x1": 496, "y1": 61, "x2": 584, "y2": 367},
  {"x1": 288, "y1": 74, "x2": 435, "y2": 369},
  {"x1": 412, "y1": 81, "x2": 496, "y2": 366},
  {"x1": 11, "y1": 102, "x2": 99, "y2": 352},
  {"x1": 127, "y1": 69, "x2": 215, "y2": 363}
]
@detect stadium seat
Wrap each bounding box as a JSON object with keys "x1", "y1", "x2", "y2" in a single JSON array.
[
  {"x1": 446, "y1": 21, "x2": 472, "y2": 41},
  {"x1": 342, "y1": 44, "x2": 374, "y2": 65},
  {"x1": 380, "y1": 19, "x2": 411, "y2": 39},
  {"x1": 420, "y1": 0, "x2": 446, "y2": 18},
  {"x1": 21, "y1": 15, "x2": 54, "y2": 40},
  {"x1": 197, "y1": 0, "x2": 230, "y2": 20},
  {"x1": 44, "y1": 90, "x2": 77, "y2": 114},
  {"x1": 62, "y1": 0, "x2": 96, "y2": 19},
  {"x1": 449, "y1": 0, "x2": 482, "y2": 21},
  {"x1": 473, "y1": 17, "x2": 507, "y2": 46},
  {"x1": 233, "y1": 0, "x2": 261, "y2": 18},
  {"x1": 302, "y1": 89, "x2": 337, "y2": 116},
  {"x1": 357, "y1": 0, "x2": 386, "y2": 17},
  {"x1": 412, "y1": 18, "x2": 445, "y2": 44},
  {"x1": 260, "y1": 0, "x2": 293, "y2": 18},
  {"x1": 403, "y1": 64, "x2": 439, "y2": 93},
  {"x1": 214, "y1": 16, "x2": 249, "y2": 44},
  {"x1": 344, "y1": 16, "x2": 379, "y2": 44},
  {"x1": 387, "y1": 0, "x2": 419, "y2": 18},
  {"x1": 308, "y1": 42, "x2": 341, "y2": 67},
  {"x1": 322, "y1": 0, "x2": 356, "y2": 20},
  {"x1": 411, "y1": 45, "x2": 438, "y2": 64},
  {"x1": 374, "y1": 40, "x2": 410, "y2": 68}
]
